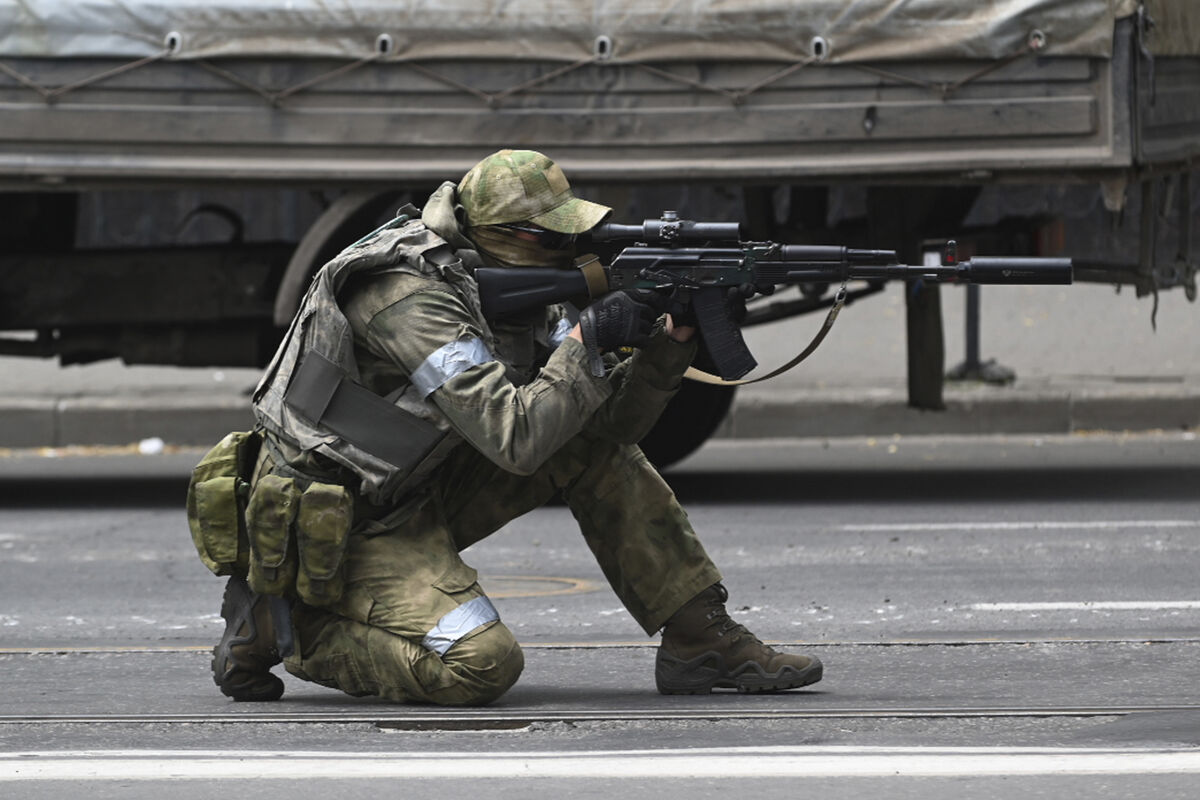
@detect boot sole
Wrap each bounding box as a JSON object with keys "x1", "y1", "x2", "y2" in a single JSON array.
[
  {"x1": 656, "y1": 651, "x2": 824, "y2": 695},
  {"x1": 212, "y1": 577, "x2": 285, "y2": 702}
]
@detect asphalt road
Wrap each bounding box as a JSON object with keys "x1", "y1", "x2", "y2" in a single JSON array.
[{"x1": 1, "y1": 433, "x2": 1199, "y2": 797}]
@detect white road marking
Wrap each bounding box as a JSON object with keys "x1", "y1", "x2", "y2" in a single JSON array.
[
  {"x1": 841, "y1": 520, "x2": 1197, "y2": 532},
  {"x1": 4, "y1": 747, "x2": 1200, "y2": 781},
  {"x1": 839, "y1": 520, "x2": 1199, "y2": 615},
  {"x1": 970, "y1": 601, "x2": 1200, "y2": 612}
]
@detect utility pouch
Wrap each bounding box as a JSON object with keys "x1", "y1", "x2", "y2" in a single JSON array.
[
  {"x1": 295, "y1": 482, "x2": 354, "y2": 606},
  {"x1": 186, "y1": 431, "x2": 259, "y2": 577},
  {"x1": 245, "y1": 474, "x2": 301, "y2": 597}
]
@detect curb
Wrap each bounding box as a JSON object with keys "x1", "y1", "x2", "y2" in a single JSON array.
[
  {"x1": 0, "y1": 396, "x2": 254, "y2": 449},
  {"x1": 723, "y1": 384, "x2": 1200, "y2": 440},
  {"x1": 1, "y1": 385, "x2": 1196, "y2": 449}
]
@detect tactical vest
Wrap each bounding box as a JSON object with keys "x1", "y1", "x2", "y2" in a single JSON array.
[{"x1": 253, "y1": 208, "x2": 493, "y2": 506}]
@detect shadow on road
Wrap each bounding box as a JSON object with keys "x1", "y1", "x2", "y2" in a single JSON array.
[
  {"x1": 0, "y1": 463, "x2": 1195, "y2": 507},
  {"x1": 0, "y1": 476, "x2": 190, "y2": 508}
]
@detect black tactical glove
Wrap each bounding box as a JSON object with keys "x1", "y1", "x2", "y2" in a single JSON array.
[{"x1": 579, "y1": 290, "x2": 668, "y2": 376}]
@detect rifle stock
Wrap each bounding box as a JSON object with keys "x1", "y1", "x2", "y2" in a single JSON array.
[{"x1": 475, "y1": 267, "x2": 589, "y2": 318}]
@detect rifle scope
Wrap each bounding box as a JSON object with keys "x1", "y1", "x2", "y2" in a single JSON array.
[{"x1": 591, "y1": 212, "x2": 742, "y2": 244}]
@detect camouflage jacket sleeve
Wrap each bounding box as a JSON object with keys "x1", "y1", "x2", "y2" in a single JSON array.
[
  {"x1": 357, "y1": 286, "x2": 613, "y2": 476},
  {"x1": 584, "y1": 325, "x2": 698, "y2": 444}
]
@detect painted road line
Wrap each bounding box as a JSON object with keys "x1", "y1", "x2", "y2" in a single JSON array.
[
  {"x1": 970, "y1": 601, "x2": 1200, "y2": 612},
  {"x1": 4, "y1": 747, "x2": 1200, "y2": 781},
  {"x1": 841, "y1": 520, "x2": 1197, "y2": 532}
]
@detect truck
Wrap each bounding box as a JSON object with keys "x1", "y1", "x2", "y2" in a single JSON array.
[{"x1": 1, "y1": 0, "x2": 1197, "y2": 463}]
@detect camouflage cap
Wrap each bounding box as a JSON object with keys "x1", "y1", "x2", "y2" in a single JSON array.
[{"x1": 458, "y1": 149, "x2": 611, "y2": 234}]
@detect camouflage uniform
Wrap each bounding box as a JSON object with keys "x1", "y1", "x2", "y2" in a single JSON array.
[{"x1": 250, "y1": 152, "x2": 721, "y2": 705}]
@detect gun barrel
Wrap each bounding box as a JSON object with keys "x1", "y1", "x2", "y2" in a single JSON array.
[
  {"x1": 788, "y1": 257, "x2": 1074, "y2": 285},
  {"x1": 847, "y1": 248, "x2": 900, "y2": 263},
  {"x1": 776, "y1": 245, "x2": 897, "y2": 264}
]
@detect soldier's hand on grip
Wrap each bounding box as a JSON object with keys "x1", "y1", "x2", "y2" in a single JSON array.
[{"x1": 579, "y1": 290, "x2": 668, "y2": 376}]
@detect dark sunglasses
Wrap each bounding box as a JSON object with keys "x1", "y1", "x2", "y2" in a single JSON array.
[{"x1": 498, "y1": 223, "x2": 577, "y2": 251}]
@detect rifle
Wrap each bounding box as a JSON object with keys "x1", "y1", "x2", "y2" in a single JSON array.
[{"x1": 476, "y1": 212, "x2": 1073, "y2": 382}]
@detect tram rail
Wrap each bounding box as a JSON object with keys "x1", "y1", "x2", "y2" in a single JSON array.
[
  {"x1": 4, "y1": 638, "x2": 1196, "y2": 729},
  {"x1": 3, "y1": 704, "x2": 1199, "y2": 728}
]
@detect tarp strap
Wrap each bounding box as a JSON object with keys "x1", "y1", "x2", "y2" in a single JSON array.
[
  {"x1": 402, "y1": 55, "x2": 601, "y2": 109},
  {"x1": 634, "y1": 56, "x2": 817, "y2": 105},
  {"x1": 1136, "y1": 4, "x2": 1157, "y2": 106},
  {"x1": 0, "y1": 49, "x2": 170, "y2": 102},
  {"x1": 0, "y1": 30, "x2": 1050, "y2": 108},
  {"x1": 0, "y1": 46, "x2": 381, "y2": 106},
  {"x1": 848, "y1": 30, "x2": 1047, "y2": 100},
  {"x1": 275, "y1": 53, "x2": 384, "y2": 102},
  {"x1": 192, "y1": 60, "x2": 278, "y2": 103},
  {"x1": 397, "y1": 60, "x2": 495, "y2": 105},
  {"x1": 490, "y1": 56, "x2": 602, "y2": 105},
  {"x1": 730, "y1": 58, "x2": 816, "y2": 104},
  {"x1": 632, "y1": 62, "x2": 742, "y2": 102},
  {"x1": 195, "y1": 53, "x2": 383, "y2": 107}
]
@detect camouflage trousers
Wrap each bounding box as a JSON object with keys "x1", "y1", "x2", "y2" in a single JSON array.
[{"x1": 279, "y1": 432, "x2": 721, "y2": 706}]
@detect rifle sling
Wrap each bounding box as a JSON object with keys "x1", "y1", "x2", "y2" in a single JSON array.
[
  {"x1": 575, "y1": 253, "x2": 608, "y2": 298},
  {"x1": 683, "y1": 283, "x2": 846, "y2": 387}
]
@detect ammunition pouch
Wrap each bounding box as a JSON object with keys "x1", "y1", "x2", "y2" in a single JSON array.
[
  {"x1": 187, "y1": 430, "x2": 355, "y2": 606},
  {"x1": 245, "y1": 474, "x2": 354, "y2": 606},
  {"x1": 186, "y1": 431, "x2": 259, "y2": 577},
  {"x1": 245, "y1": 474, "x2": 301, "y2": 596},
  {"x1": 294, "y1": 482, "x2": 355, "y2": 606}
]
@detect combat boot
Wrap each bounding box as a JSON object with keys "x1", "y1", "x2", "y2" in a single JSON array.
[
  {"x1": 656, "y1": 583, "x2": 823, "y2": 694},
  {"x1": 211, "y1": 575, "x2": 293, "y2": 702}
]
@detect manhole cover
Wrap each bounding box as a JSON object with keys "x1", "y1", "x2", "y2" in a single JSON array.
[{"x1": 481, "y1": 575, "x2": 602, "y2": 599}]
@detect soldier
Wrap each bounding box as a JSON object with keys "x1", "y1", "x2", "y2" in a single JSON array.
[{"x1": 198, "y1": 149, "x2": 823, "y2": 705}]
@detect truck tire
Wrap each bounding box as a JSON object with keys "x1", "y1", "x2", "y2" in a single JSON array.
[
  {"x1": 273, "y1": 190, "x2": 403, "y2": 326},
  {"x1": 639, "y1": 380, "x2": 736, "y2": 468}
]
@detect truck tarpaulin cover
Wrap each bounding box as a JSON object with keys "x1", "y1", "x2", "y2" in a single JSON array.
[{"x1": 1, "y1": 1, "x2": 1196, "y2": 63}]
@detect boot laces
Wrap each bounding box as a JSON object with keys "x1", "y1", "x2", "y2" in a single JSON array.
[{"x1": 704, "y1": 602, "x2": 766, "y2": 651}]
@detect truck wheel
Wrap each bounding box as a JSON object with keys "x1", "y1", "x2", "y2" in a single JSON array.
[
  {"x1": 639, "y1": 380, "x2": 736, "y2": 468},
  {"x1": 272, "y1": 190, "x2": 403, "y2": 326}
]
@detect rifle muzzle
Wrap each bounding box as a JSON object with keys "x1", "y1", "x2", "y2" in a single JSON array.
[{"x1": 960, "y1": 257, "x2": 1073, "y2": 285}]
